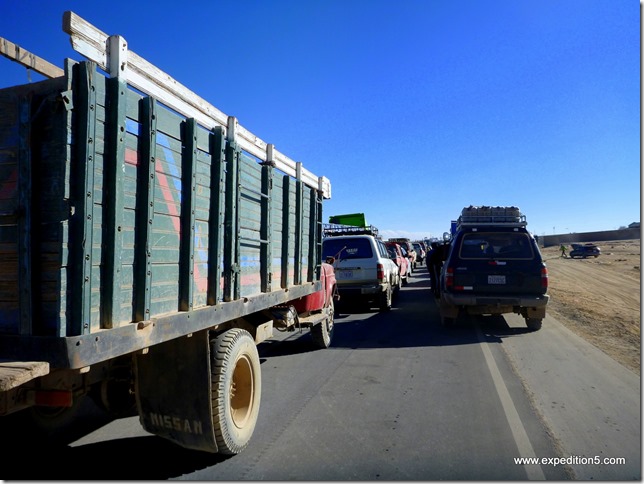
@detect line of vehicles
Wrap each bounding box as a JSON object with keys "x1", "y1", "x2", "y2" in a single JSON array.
[
  {"x1": 323, "y1": 206, "x2": 550, "y2": 332},
  {"x1": 320, "y1": 223, "x2": 430, "y2": 311}
]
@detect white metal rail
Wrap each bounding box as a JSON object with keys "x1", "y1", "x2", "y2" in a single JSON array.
[
  {"x1": 1, "y1": 12, "x2": 331, "y2": 199},
  {"x1": 62, "y1": 11, "x2": 330, "y2": 199}
]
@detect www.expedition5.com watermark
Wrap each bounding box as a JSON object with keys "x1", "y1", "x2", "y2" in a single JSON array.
[{"x1": 515, "y1": 456, "x2": 627, "y2": 467}]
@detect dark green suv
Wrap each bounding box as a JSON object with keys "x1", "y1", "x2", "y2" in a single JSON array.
[{"x1": 438, "y1": 225, "x2": 549, "y2": 330}]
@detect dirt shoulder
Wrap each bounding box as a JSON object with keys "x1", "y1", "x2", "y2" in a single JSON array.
[{"x1": 541, "y1": 240, "x2": 641, "y2": 375}]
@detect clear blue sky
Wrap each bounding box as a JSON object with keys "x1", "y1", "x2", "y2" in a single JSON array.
[{"x1": 1, "y1": 0, "x2": 640, "y2": 240}]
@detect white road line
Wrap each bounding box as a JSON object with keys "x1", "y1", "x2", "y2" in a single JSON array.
[{"x1": 476, "y1": 325, "x2": 546, "y2": 480}]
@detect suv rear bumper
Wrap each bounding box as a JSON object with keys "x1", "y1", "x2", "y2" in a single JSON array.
[
  {"x1": 440, "y1": 292, "x2": 549, "y2": 318},
  {"x1": 336, "y1": 283, "x2": 387, "y2": 298},
  {"x1": 442, "y1": 293, "x2": 549, "y2": 307}
]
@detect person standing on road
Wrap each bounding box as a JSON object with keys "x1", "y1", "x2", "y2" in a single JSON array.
[
  {"x1": 428, "y1": 242, "x2": 450, "y2": 297},
  {"x1": 560, "y1": 244, "x2": 567, "y2": 257}
]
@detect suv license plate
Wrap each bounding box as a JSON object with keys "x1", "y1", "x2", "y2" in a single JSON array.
[
  {"x1": 488, "y1": 275, "x2": 506, "y2": 284},
  {"x1": 339, "y1": 270, "x2": 353, "y2": 279}
]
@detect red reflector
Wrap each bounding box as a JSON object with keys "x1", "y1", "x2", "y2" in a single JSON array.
[{"x1": 35, "y1": 390, "x2": 73, "y2": 407}]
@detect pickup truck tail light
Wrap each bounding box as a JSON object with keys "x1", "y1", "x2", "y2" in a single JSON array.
[
  {"x1": 541, "y1": 266, "x2": 549, "y2": 289},
  {"x1": 377, "y1": 263, "x2": 385, "y2": 281}
]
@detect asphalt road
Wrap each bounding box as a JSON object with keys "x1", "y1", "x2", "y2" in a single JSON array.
[{"x1": 2, "y1": 270, "x2": 639, "y2": 480}]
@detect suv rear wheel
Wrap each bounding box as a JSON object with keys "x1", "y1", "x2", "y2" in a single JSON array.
[
  {"x1": 379, "y1": 284, "x2": 392, "y2": 311},
  {"x1": 525, "y1": 318, "x2": 542, "y2": 331}
]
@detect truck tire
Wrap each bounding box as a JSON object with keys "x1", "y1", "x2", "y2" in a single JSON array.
[
  {"x1": 23, "y1": 393, "x2": 111, "y2": 446},
  {"x1": 210, "y1": 328, "x2": 261, "y2": 455},
  {"x1": 526, "y1": 318, "x2": 543, "y2": 331},
  {"x1": 311, "y1": 300, "x2": 335, "y2": 349},
  {"x1": 379, "y1": 284, "x2": 392, "y2": 311}
]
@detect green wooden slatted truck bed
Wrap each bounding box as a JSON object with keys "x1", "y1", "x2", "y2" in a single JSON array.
[{"x1": 0, "y1": 11, "x2": 336, "y2": 454}]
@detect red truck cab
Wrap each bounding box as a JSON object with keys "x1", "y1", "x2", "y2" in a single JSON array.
[
  {"x1": 288, "y1": 261, "x2": 338, "y2": 348},
  {"x1": 292, "y1": 262, "x2": 337, "y2": 314}
]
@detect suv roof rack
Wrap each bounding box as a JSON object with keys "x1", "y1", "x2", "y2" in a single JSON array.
[
  {"x1": 323, "y1": 223, "x2": 380, "y2": 238},
  {"x1": 456, "y1": 206, "x2": 527, "y2": 231},
  {"x1": 387, "y1": 237, "x2": 411, "y2": 243}
]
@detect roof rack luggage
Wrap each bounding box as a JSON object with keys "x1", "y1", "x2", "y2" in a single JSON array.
[
  {"x1": 456, "y1": 206, "x2": 527, "y2": 231},
  {"x1": 328, "y1": 213, "x2": 367, "y2": 227},
  {"x1": 323, "y1": 223, "x2": 380, "y2": 238}
]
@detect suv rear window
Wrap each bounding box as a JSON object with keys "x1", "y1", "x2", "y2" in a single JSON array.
[
  {"x1": 322, "y1": 238, "x2": 374, "y2": 260},
  {"x1": 459, "y1": 232, "x2": 533, "y2": 260}
]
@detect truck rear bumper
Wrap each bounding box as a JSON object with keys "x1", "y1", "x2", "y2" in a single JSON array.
[{"x1": 0, "y1": 361, "x2": 50, "y2": 392}]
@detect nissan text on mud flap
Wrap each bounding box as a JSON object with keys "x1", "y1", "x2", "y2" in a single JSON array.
[{"x1": 438, "y1": 206, "x2": 549, "y2": 330}]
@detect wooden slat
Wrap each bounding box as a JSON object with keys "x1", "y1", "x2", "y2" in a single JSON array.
[
  {"x1": 308, "y1": 187, "x2": 319, "y2": 282},
  {"x1": 179, "y1": 119, "x2": 197, "y2": 311},
  {"x1": 134, "y1": 97, "x2": 158, "y2": 321},
  {"x1": 208, "y1": 128, "x2": 226, "y2": 305},
  {"x1": 73, "y1": 61, "x2": 98, "y2": 336},
  {"x1": 260, "y1": 164, "x2": 273, "y2": 292},
  {"x1": 281, "y1": 176, "x2": 292, "y2": 289},
  {"x1": 18, "y1": 96, "x2": 32, "y2": 335},
  {"x1": 223, "y1": 139, "x2": 241, "y2": 301},
  {"x1": 0, "y1": 360, "x2": 50, "y2": 391},
  {"x1": 294, "y1": 173, "x2": 303, "y2": 286},
  {"x1": 0, "y1": 37, "x2": 64, "y2": 79},
  {"x1": 102, "y1": 75, "x2": 127, "y2": 328}
]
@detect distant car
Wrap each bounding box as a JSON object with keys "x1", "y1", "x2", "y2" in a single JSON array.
[
  {"x1": 569, "y1": 243, "x2": 601, "y2": 259},
  {"x1": 398, "y1": 245, "x2": 413, "y2": 275},
  {"x1": 386, "y1": 242, "x2": 411, "y2": 286},
  {"x1": 389, "y1": 239, "x2": 418, "y2": 270},
  {"x1": 412, "y1": 242, "x2": 426, "y2": 265}
]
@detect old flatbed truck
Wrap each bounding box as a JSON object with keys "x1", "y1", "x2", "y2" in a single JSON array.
[{"x1": 0, "y1": 12, "x2": 336, "y2": 454}]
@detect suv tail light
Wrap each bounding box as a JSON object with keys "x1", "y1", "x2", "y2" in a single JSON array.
[
  {"x1": 377, "y1": 263, "x2": 385, "y2": 281},
  {"x1": 541, "y1": 266, "x2": 548, "y2": 289},
  {"x1": 445, "y1": 266, "x2": 454, "y2": 288}
]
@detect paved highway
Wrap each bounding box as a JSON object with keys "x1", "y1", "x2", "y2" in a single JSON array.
[{"x1": 2, "y1": 270, "x2": 639, "y2": 480}]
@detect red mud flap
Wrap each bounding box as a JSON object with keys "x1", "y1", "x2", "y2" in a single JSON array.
[{"x1": 134, "y1": 329, "x2": 218, "y2": 453}]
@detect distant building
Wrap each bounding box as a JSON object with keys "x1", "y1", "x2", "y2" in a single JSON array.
[{"x1": 628, "y1": 222, "x2": 640, "y2": 229}]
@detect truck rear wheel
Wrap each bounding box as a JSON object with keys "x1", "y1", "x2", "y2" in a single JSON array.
[
  {"x1": 210, "y1": 328, "x2": 261, "y2": 455},
  {"x1": 311, "y1": 300, "x2": 335, "y2": 349},
  {"x1": 23, "y1": 393, "x2": 111, "y2": 446}
]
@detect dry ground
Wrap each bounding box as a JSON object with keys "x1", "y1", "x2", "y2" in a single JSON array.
[{"x1": 540, "y1": 239, "x2": 641, "y2": 375}]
